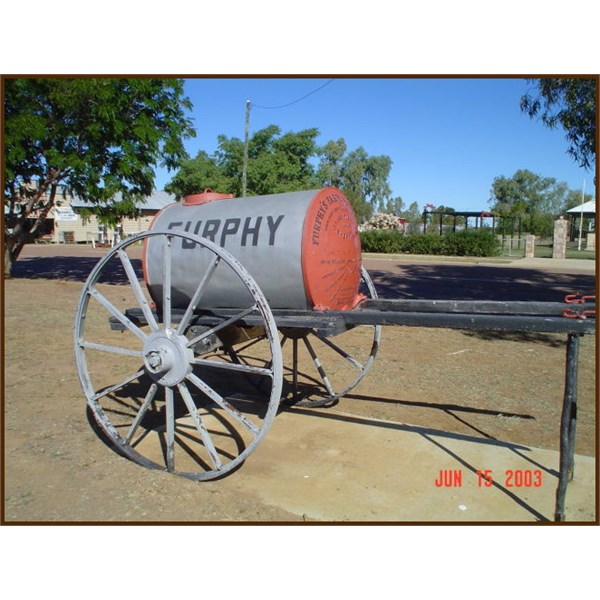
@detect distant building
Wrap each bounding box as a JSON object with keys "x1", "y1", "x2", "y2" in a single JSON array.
[
  {"x1": 48, "y1": 190, "x2": 175, "y2": 245},
  {"x1": 566, "y1": 199, "x2": 596, "y2": 248},
  {"x1": 566, "y1": 199, "x2": 596, "y2": 231}
]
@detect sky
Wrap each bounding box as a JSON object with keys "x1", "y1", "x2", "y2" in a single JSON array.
[{"x1": 153, "y1": 77, "x2": 595, "y2": 213}]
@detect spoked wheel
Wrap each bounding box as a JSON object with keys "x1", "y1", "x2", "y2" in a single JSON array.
[
  {"x1": 219, "y1": 267, "x2": 382, "y2": 408},
  {"x1": 281, "y1": 267, "x2": 381, "y2": 407},
  {"x1": 74, "y1": 230, "x2": 282, "y2": 480}
]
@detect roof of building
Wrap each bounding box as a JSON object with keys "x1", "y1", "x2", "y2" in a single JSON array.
[
  {"x1": 567, "y1": 199, "x2": 596, "y2": 214},
  {"x1": 70, "y1": 190, "x2": 176, "y2": 211}
]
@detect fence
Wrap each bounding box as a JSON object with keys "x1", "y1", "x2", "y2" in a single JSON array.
[
  {"x1": 497, "y1": 236, "x2": 525, "y2": 257},
  {"x1": 498, "y1": 235, "x2": 596, "y2": 260}
]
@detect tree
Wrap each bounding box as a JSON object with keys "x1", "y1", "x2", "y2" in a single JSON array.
[
  {"x1": 167, "y1": 128, "x2": 396, "y2": 224},
  {"x1": 520, "y1": 78, "x2": 597, "y2": 171},
  {"x1": 316, "y1": 139, "x2": 393, "y2": 222},
  {"x1": 316, "y1": 138, "x2": 347, "y2": 189},
  {"x1": 403, "y1": 201, "x2": 423, "y2": 234},
  {"x1": 564, "y1": 188, "x2": 594, "y2": 211},
  {"x1": 167, "y1": 125, "x2": 320, "y2": 198},
  {"x1": 489, "y1": 169, "x2": 570, "y2": 236},
  {"x1": 4, "y1": 77, "x2": 195, "y2": 277},
  {"x1": 382, "y1": 195, "x2": 404, "y2": 215},
  {"x1": 164, "y1": 150, "x2": 230, "y2": 197}
]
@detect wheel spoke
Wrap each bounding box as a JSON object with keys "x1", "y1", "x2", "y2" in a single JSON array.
[
  {"x1": 89, "y1": 287, "x2": 147, "y2": 341},
  {"x1": 185, "y1": 305, "x2": 257, "y2": 349},
  {"x1": 186, "y1": 372, "x2": 259, "y2": 436},
  {"x1": 190, "y1": 357, "x2": 273, "y2": 377},
  {"x1": 177, "y1": 382, "x2": 222, "y2": 471},
  {"x1": 288, "y1": 267, "x2": 381, "y2": 406},
  {"x1": 303, "y1": 336, "x2": 336, "y2": 398},
  {"x1": 314, "y1": 332, "x2": 364, "y2": 370},
  {"x1": 117, "y1": 249, "x2": 159, "y2": 332},
  {"x1": 162, "y1": 235, "x2": 172, "y2": 329},
  {"x1": 165, "y1": 386, "x2": 175, "y2": 471},
  {"x1": 126, "y1": 383, "x2": 158, "y2": 443},
  {"x1": 92, "y1": 369, "x2": 145, "y2": 402},
  {"x1": 177, "y1": 255, "x2": 221, "y2": 334},
  {"x1": 79, "y1": 340, "x2": 143, "y2": 358}
]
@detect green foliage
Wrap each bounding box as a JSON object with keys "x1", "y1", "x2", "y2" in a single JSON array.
[
  {"x1": 520, "y1": 78, "x2": 597, "y2": 171},
  {"x1": 360, "y1": 230, "x2": 403, "y2": 253},
  {"x1": 343, "y1": 188, "x2": 373, "y2": 223},
  {"x1": 316, "y1": 139, "x2": 392, "y2": 222},
  {"x1": 564, "y1": 188, "x2": 595, "y2": 210},
  {"x1": 164, "y1": 150, "x2": 230, "y2": 197},
  {"x1": 489, "y1": 169, "x2": 571, "y2": 236},
  {"x1": 442, "y1": 229, "x2": 500, "y2": 256},
  {"x1": 360, "y1": 229, "x2": 500, "y2": 257},
  {"x1": 423, "y1": 206, "x2": 464, "y2": 234},
  {"x1": 167, "y1": 126, "x2": 320, "y2": 198},
  {"x1": 381, "y1": 195, "x2": 405, "y2": 215},
  {"x1": 402, "y1": 201, "x2": 424, "y2": 234},
  {"x1": 5, "y1": 78, "x2": 194, "y2": 203},
  {"x1": 316, "y1": 138, "x2": 346, "y2": 187},
  {"x1": 402, "y1": 234, "x2": 448, "y2": 255},
  {"x1": 167, "y1": 129, "x2": 395, "y2": 225},
  {"x1": 4, "y1": 77, "x2": 195, "y2": 274}
]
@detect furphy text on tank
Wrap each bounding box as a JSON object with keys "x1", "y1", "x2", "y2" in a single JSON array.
[{"x1": 166, "y1": 215, "x2": 286, "y2": 249}]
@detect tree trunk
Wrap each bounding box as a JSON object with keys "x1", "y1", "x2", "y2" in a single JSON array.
[
  {"x1": 4, "y1": 179, "x2": 58, "y2": 278},
  {"x1": 4, "y1": 239, "x2": 24, "y2": 279},
  {"x1": 4, "y1": 241, "x2": 16, "y2": 279},
  {"x1": 4, "y1": 237, "x2": 22, "y2": 278},
  {"x1": 3, "y1": 226, "x2": 28, "y2": 279}
]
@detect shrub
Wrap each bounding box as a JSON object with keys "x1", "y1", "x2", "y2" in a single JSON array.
[
  {"x1": 402, "y1": 234, "x2": 446, "y2": 255},
  {"x1": 443, "y1": 229, "x2": 500, "y2": 256},
  {"x1": 360, "y1": 229, "x2": 406, "y2": 253},
  {"x1": 360, "y1": 229, "x2": 500, "y2": 257}
]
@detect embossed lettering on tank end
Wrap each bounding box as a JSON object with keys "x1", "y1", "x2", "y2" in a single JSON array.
[{"x1": 311, "y1": 192, "x2": 341, "y2": 246}]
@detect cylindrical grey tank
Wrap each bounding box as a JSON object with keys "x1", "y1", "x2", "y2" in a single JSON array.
[{"x1": 144, "y1": 188, "x2": 362, "y2": 311}]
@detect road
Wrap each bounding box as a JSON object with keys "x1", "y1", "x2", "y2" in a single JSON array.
[
  {"x1": 362, "y1": 255, "x2": 595, "y2": 303},
  {"x1": 14, "y1": 245, "x2": 596, "y2": 305}
]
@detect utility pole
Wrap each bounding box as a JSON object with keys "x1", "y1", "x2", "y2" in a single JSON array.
[{"x1": 242, "y1": 100, "x2": 251, "y2": 197}]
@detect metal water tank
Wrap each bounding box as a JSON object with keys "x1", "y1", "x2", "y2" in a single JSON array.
[{"x1": 143, "y1": 187, "x2": 363, "y2": 311}]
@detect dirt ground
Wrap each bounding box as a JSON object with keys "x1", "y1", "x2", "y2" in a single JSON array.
[{"x1": 3, "y1": 244, "x2": 597, "y2": 522}]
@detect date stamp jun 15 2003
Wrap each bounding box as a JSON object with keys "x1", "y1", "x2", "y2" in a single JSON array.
[{"x1": 434, "y1": 469, "x2": 543, "y2": 488}]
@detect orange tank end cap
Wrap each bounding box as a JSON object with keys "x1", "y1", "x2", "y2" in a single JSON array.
[{"x1": 301, "y1": 188, "x2": 363, "y2": 311}]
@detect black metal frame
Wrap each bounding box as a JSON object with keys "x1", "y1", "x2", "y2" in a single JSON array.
[{"x1": 112, "y1": 297, "x2": 595, "y2": 522}]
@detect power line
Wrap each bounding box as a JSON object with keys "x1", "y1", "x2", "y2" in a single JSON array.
[
  {"x1": 242, "y1": 79, "x2": 334, "y2": 195},
  {"x1": 252, "y1": 79, "x2": 335, "y2": 109}
]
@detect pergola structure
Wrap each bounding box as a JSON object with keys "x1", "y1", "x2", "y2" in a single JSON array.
[
  {"x1": 422, "y1": 210, "x2": 522, "y2": 237},
  {"x1": 566, "y1": 200, "x2": 596, "y2": 241}
]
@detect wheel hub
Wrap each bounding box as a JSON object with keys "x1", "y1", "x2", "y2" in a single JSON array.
[{"x1": 143, "y1": 329, "x2": 193, "y2": 386}]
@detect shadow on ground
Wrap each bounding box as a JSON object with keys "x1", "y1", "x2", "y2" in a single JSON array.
[
  {"x1": 367, "y1": 263, "x2": 595, "y2": 303},
  {"x1": 12, "y1": 255, "x2": 140, "y2": 284},
  {"x1": 14, "y1": 256, "x2": 596, "y2": 302}
]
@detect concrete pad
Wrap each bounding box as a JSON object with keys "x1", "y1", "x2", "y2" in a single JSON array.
[
  {"x1": 362, "y1": 252, "x2": 596, "y2": 273},
  {"x1": 224, "y1": 407, "x2": 596, "y2": 522},
  {"x1": 508, "y1": 257, "x2": 596, "y2": 272}
]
